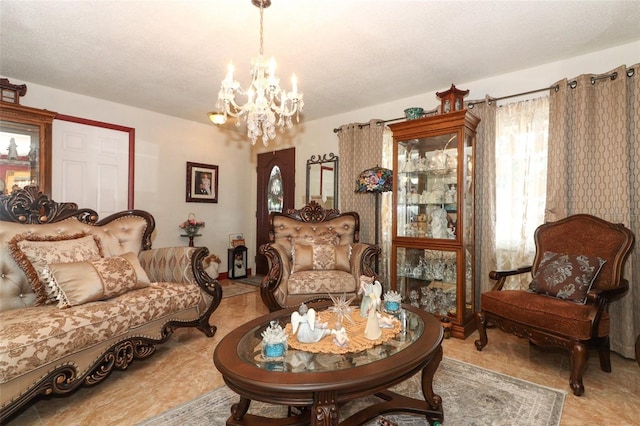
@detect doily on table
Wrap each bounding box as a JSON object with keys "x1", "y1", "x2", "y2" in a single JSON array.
[{"x1": 285, "y1": 308, "x2": 401, "y2": 354}]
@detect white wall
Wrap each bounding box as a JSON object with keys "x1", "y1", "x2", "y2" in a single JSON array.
[
  {"x1": 4, "y1": 39, "x2": 637, "y2": 274},
  {"x1": 2, "y1": 81, "x2": 254, "y2": 273}
]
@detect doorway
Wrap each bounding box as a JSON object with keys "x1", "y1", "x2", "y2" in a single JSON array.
[
  {"x1": 256, "y1": 148, "x2": 295, "y2": 275},
  {"x1": 53, "y1": 115, "x2": 135, "y2": 215}
]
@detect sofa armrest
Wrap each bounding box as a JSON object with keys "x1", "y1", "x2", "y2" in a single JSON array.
[
  {"x1": 138, "y1": 246, "x2": 222, "y2": 299},
  {"x1": 259, "y1": 242, "x2": 292, "y2": 311},
  {"x1": 351, "y1": 242, "x2": 381, "y2": 279},
  {"x1": 488, "y1": 266, "x2": 533, "y2": 291}
]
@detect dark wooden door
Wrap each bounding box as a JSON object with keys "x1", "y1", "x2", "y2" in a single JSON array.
[{"x1": 256, "y1": 148, "x2": 295, "y2": 275}]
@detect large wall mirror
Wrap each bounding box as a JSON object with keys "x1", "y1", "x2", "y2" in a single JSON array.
[
  {"x1": 306, "y1": 153, "x2": 338, "y2": 209},
  {"x1": 0, "y1": 100, "x2": 56, "y2": 196}
]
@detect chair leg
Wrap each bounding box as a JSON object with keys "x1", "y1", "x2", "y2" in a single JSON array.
[
  {"x1": 569, "y1": 342, "x2": 587, "y2": 396},
  {"x1": 596, "y1": 336, "x2": 612, "y2": 372},
  {"x1": 474, "y1": 311, "x2": 488, "y2": 351}
]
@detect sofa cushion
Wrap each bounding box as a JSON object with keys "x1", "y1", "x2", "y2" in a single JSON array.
[
  {"x1": 481, "y1": 290, "x2": 609, "y2": 339},
  {"x1": 0, "y1": 301, "x2": 130, "y2": 384},
  {"x1": 292, "y1": 243, "x2": 351, "y2": 273},
  {"x1": 529, "y1": 251, "x2": 606, "y2": 304},
  {"x1": 8, "y1": 233, "x2": 104, "y2": 306},
  {"x1": 288, "y1": 270, "x2": 357, "y2": 295},
  {"x1": 43, "y1": 252, "x2": 151, "y2": 308},
  {"x1": 112, "y1": 282, "x2": 202, "y2": 328}
]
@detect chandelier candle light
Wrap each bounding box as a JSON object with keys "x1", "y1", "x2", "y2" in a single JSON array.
[{"x1": 213, "y1": 0, "x2": 303, "y2": 146}]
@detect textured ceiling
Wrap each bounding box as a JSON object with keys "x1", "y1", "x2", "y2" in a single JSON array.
[{"x1": 1, "y1": 0, "x2": 639, "y2": 126}]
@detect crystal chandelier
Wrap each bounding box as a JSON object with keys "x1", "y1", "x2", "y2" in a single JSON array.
[{"x1": 214, "y1": 0, "x2": 303, "y2": 146}]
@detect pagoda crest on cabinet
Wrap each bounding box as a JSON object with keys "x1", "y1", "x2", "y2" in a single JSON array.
[{"x1": 389, "y1": 109, "x2": 480, "y2": 338}]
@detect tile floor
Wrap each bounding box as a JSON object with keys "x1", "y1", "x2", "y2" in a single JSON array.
[{"x1": 5, "y1": 281, "x2": 640, "y2": 425}]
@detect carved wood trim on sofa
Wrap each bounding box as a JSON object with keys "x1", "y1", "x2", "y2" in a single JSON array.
[{"x1": 0, "y1": 186, "x2": 222, "y2": 422}]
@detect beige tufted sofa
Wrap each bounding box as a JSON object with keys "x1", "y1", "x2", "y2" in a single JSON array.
[
  {"x1": 0, "y1": 187, "x2": 222, "y2": 421},
  {"x1": 259, "y1": 201, "x2": 380, "y2": 312}
]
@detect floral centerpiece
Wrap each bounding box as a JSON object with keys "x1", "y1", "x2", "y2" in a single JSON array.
[{"x1": 179, "y1": 213, "x2": 205, "y2": 237}]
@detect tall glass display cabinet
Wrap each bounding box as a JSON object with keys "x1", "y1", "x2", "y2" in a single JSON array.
[{"x1": 388, "y1": 110, "x2": 480, "y2": 338}]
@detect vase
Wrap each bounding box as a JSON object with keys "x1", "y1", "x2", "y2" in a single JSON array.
[
  {"x1": 262, "y1": 341, "x2": 287, "y2": 360},
  {"x1": 404, "y1": 107, "x2": 424, "y2": 120},
  {"x1": 183, "y1": 226, "x2": 202, "y2": 237}
]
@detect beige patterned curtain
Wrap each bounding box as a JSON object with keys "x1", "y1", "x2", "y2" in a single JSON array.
[
  {"x1": 337, "y1": 119, "x2": 384, "y2": 246},
  {"x1": 546, "y1": 64, "x2": 639, "y2": 358},
  {"x1": 467, "y1": 98, "x2": 498, "y2": 295}
]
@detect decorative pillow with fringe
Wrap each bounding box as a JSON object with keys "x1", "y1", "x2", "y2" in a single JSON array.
[
  {"x1": 8, "y1": 232, "x2": 104, "y2": 305},
  {"x1": 43, "y1": 252, "x2": 151, "y2": 308}
]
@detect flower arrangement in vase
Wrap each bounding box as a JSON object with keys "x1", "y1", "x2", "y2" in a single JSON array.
[{"x1": 179, "y1": 212, "x2": 205, "y2": 237}]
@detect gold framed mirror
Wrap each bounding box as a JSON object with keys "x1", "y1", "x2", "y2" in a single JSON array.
[{"x1": 306, "y1": 153, "x2": 338, "y2": 209}]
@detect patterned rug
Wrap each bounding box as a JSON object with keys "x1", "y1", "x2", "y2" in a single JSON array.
[
  {"x1": 221, "y1": 282, "x2": 257, "y2": 299},
  {"x1": 137, "y1": 357, "x2": 565, "y2": 426}
]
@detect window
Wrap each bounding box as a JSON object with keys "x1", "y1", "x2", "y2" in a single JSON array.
[{"x1": 494, "y1": 97, "x2": 549, "y2": 286}]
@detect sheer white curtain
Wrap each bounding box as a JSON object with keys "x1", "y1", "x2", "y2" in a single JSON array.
[
  {"x1": 495, "y1": 97, "x2": 549, "y2": 289},
  {"x1": 380, "y1": 126, "x2": 393, "y2": 289}
]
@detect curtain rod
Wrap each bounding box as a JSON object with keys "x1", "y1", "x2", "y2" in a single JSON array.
[{"x1": 333, "y1": 67, "x2": 634, "y2": 133}]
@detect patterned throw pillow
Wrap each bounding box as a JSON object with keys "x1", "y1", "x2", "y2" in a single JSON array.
[
  {"x1": 8, "y1": 233, "x2": 104, "y2": 305},
  {"x1": 528, "y1": 251, "x2": 606, "y2": 304},
  {"x1": 43, "y1": 252, "x2": 151, "y2": 308},
  {"x1": 292, "y1": 243, "x2": 351, "y2": 273}
]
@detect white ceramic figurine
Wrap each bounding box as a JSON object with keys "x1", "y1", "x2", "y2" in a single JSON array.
[
  {"x1": 364, "y1": 281, "x2": 383, "y2": 340},
  {"x1": 291, "y1": 304, "x2": 331, "y2": 343}
]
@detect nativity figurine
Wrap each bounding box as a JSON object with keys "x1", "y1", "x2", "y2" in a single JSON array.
[
  {"x1": 331, "y1": 324, "x2": 349, "y2": 348},
  {"x1": 358, "y1": 275, "x2": 376, "y2": 317},
  {"x1": 291, "y1": 303, "x2": 331, "y2": 343},
  {"x1": 364, "y1": 280, "x2": 383, "y2": 340}
]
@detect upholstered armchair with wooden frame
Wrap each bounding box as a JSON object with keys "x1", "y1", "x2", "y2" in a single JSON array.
[
  {"x1": 259, "y1": 201, "x2": 381, "y2": 312},
  {"x1": 475, "y1": 214, "x2": 634, "y2": 396}
]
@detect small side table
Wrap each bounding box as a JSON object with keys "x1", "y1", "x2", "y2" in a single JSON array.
[{"x1": 181, "y1": 234, "x2": 201, "y2": 247}]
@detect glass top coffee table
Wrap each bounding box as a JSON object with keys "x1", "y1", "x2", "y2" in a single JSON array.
[{"x1": 213, "y1": 304, "x2": 443, "y2": 426}]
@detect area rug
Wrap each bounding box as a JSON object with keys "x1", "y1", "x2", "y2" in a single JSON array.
[
  {"x1": 137, "y1": 357, "x2": 565, "y2": 426},
  {"x1": 221, "y1": 282, "x2": 257, "y2": 299},
  {"x1": 230, "y1": 274, "x2": 264, "y2": 287}
]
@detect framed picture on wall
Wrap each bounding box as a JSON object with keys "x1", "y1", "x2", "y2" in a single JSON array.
[{"x1": 186, "y1": 162, "x2": 218, "y2": 203}]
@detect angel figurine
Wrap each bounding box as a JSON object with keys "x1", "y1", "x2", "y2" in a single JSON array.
[
  {"x1": 358, "y1": 275, "x2": 376, "y2": 318},
  {"x1": 291, "y1": 304, "x2": 331, "y2": 343},
  {"x1": 364, "y1": 281, "x2": 383, "y2": 340}
]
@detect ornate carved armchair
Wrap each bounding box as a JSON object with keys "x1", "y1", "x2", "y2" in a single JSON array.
[
  {"x1": 475, "y1": 214, "x2": 634, "y2": 396},
  {"x1": 259, "y1": 201, "x2": 381, "y2": 312}
]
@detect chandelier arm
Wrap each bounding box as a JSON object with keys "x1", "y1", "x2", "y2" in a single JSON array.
[{"x1": 222, "y1": 100, "x2": 245, "y2": 118}]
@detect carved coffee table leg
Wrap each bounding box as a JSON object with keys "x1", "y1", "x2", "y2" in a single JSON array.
[
  {"x1": 230, "y1": 397, "x2": 251, "y2": 421},
  {"x1": 312, "y1": 390, "x2": 339, "y2": 426},
  {"x1": 421, "y1": 345, "x2": 443, "y2": 411}
]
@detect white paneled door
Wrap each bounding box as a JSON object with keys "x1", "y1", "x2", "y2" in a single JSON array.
[{"x1": 52, "y1": 119, "x2": 130, "y2": 217}]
